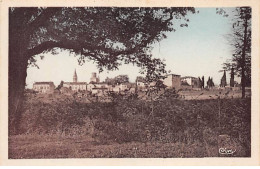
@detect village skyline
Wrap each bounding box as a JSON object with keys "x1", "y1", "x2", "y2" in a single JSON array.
[{"x1": 30, "y1": 68, "x2": 233, "y2": 90}]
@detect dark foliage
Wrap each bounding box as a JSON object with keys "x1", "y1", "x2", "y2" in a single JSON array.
[{"x1": 18, "y1": 92, "x2": 251, "y2": 156}]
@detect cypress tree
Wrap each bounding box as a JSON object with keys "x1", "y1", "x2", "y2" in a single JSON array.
[
  {"x1": 220, "y1": 70, "x2": 227, "y2": 87},
  {"x1": 230, "y1": 67, "x2": 235, "y2": 87}
]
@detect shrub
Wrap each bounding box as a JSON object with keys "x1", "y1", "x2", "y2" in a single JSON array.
[{"x1": 18, "y1": 93, "x2": 250, "y2": 156}]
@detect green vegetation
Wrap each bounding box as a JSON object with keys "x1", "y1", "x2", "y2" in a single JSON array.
[{"x1": 9, "y1": 89, "x2": 251, "y2": 158}]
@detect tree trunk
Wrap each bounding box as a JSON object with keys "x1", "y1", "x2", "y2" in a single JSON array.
[
  {"x1": 9, "y1": 29, "x2": 29, "y2": 135},
  {"x1": 241, "y1": 18, "x2": 248, "y2": 99},
  {"x1": 9, "y1": 52, "x2": 29, "y2": 135}
]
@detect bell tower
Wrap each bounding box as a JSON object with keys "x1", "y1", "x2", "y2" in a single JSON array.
[{"x1": 73, "y1": 69, "x2": 78, "y2": 82}]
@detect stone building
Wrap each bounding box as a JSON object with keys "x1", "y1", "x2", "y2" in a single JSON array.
[
  {"x1": 63, "y1": 69, "x2": 87, "y2": 92},
  {"x1": 181, "y1": 76, "x2": 200, "y2": 88},
  {"x1": 87, "y1": 82, "x2": 110, "y2": 92},
  {"x1": 63, "y1": 82, "x2": 87, "y2": 92},
  {"x1": 90, "y1": 72, "x2": 100, "y2": 83},
  {"x1": 33, "y1": 82, "x2": 55, "y2": 93},
  {"x1": 163, "y1": 74, "x2": 181, "y2": 90}
]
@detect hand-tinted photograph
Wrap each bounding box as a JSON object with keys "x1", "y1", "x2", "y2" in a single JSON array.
[{"x1": 8, "y1": 7, "x2": 251, "y2": 158}]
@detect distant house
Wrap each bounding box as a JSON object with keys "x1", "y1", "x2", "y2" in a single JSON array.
[
  {"x1": 87, "y1": 82, "x2": 110, "y2": 92},
  {"x1": 90, "y1": 72, "x2": 100, "y2": 83},
  {"x1": 163, "y1": 74, "x2": 181, "y2": 90},
  {"x1": 63, "y1": 69, "x2": 87, "y2": 92},
  {"x1": 33, "y1": 82, "x2": 55, "y2": 93},
  {"x1": 136, "y1": 74, "x2": 181, "y2": 91},
  {"x1": 63, "y1": 82, "x2": 87, "y2": 92},
  {"x1": 181, "y1": 81, "x2": 192, "y2": 90},
  {"x1": 181, "y1": 76, "x2": 200, "y2": 88},
  {"x1": 87, "y1": 82, "x2": 136, "y2": 94}
]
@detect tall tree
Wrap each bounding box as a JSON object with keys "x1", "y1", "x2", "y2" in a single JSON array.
[
  {"x1": 201, "y1": 76, "x2": 205, "y2": 89},
  {"x1": 218, "y1": 7, "x2": 251, "y2": 98},
  {"x1": 105, "y1": 77, "x2": 115, "y2": 85},
  {"x1": 230, "y1": 67, "x2": 235, "y2": 87},
  {"x1": 207, "y1": 76, "x2": 214, "y2": 88},
  {"x1": 220, "y1": 70, "x2": 227, "y2": 87},
  {"x1": 207, "y1": 76, "x2": 211, "y2": 88},
  {"x1": 9, "y1": 7, "x2": 195, "y2": 134},
  {"x1": 56, "y1": 80, "x2": 64, "y2": 90},
  {"x1": 115, "y1": 75, "x2": 129, "y2": 84},
  {"x1": 198, "y1": 77, "x2": 202, "y2": 88},
  {"x1": 211, "y1": 77, "x2": 215, "y2": 87}
]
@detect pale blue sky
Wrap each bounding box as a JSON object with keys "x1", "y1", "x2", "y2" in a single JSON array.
[{"x1": 26, "y1": 8, "x2": 237, "y2": 88}]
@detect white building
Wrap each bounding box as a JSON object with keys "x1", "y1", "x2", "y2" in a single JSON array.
[
  {"x1": 181, "y1": 76, "x2": 200, "y2": 88},
  {"x1": 33, "y1": 82, "x2": 55, "y2": 93},
  {"x1": 63, "y1": 82, "x2": 87, "y2": 91}
]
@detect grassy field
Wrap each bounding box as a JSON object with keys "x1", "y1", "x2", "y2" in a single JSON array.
[
  {"x1": 9, "y1": 89, "x2": 251, "y2": 158},
  {"x1": 9, "y1": 135, "x2": 217, "y2": 158}
]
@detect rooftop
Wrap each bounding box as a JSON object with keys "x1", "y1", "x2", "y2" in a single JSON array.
[
  {"x1": 89, "y1": 81, "x2": 107, "y2": 85},
  {"x1": 33, "y1": 82, "x2": 54, "y2": 85},
  {"x1": 64, "y1": 82, "x2": 87, "y2": 85},
  {"x1": 181, "y1": 76, "x2": 197, "y2": 79},
  {"x1": 166, "y1": 74, "x2": 181, "y2": 77}
]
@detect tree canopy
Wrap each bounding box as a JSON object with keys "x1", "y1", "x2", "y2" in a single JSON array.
[
  {"x1": 105, "y1": 75, "x2": 129, "y2": 85},
  {"x1": 10, "y1": 7, "x2": 195, "y2": 81}
]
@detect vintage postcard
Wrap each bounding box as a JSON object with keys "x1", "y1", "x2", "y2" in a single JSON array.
[{"x1": 0, "y1": 0, "x2": 259, "y2": 166}]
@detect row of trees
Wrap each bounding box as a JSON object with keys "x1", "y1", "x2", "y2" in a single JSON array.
[
  {"x1": 198, "y1": 76, "x2": 215, "y2": 89},
  {"x1": 220, "y1": 68, "x2": 237, "y2": 88}
]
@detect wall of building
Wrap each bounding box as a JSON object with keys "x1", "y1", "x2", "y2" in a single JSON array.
[
  {"x1": 87, "y1": 83, "x2": 109, "y2": 91},
  {"x1": 63, "y1": 83, "x2": 87, "y2": 92},
  {"x1": 181, "y1": 77, "x2": 200, "y2": 88},
  {"x1": 33, "y1": 84, "x2": 55, "y2": 93},
  {"x1": 163, "y1": 75, "x2": 181, "y2": 90},
  {"x1": 183, "y1": 78, "x2": 192, "y2": 86}
]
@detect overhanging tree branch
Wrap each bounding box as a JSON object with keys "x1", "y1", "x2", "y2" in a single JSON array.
[{"x1": 27, "y1": 8, "x2": 61, "y2": 31}]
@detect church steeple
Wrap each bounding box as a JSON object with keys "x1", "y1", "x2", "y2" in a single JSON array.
[{"x1": 73, "y1": 69, "x2": 78, "y2": 82}]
